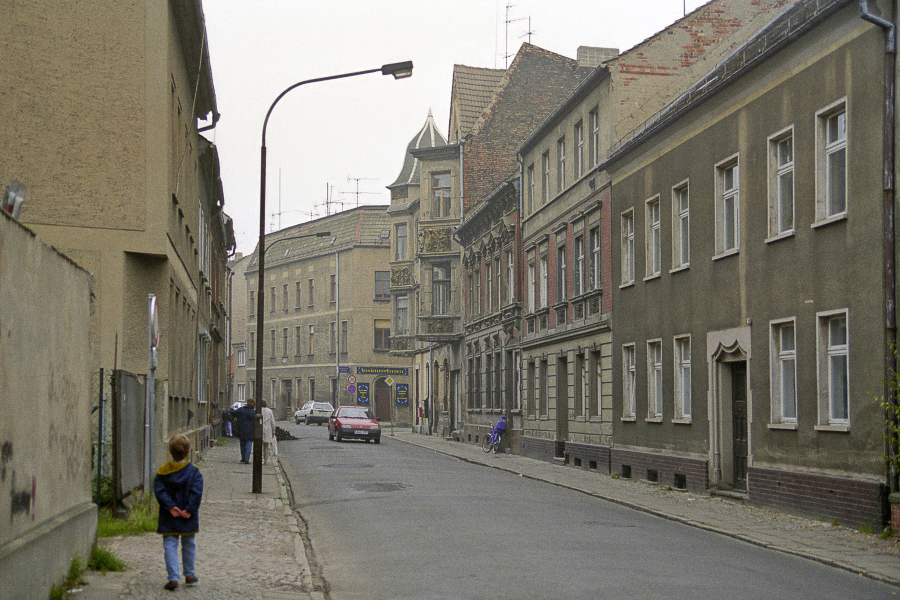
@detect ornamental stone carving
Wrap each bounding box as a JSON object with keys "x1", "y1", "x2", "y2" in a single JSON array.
[
  {"x1": 420, "y1": 227, "x2": 452, "y2": 253},
  {"x1": 425, "y1": 318, "x2": 455, "y2": 334},
  {"x1": 391, "y1": 266, "x2": 412, "y2": 287}
]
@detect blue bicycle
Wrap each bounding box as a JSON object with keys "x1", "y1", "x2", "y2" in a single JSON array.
[{"x1": 482, "y1": 426, "x2": 501, "y2": 453}]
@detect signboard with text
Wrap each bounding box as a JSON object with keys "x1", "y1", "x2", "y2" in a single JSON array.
[
  {"x1": 357, "y1": 366, "x2": 408, "y2": 376},
  {"x1": 395, "y1": 383, "x2": 409, "y2": 405},
  {"x1": 356, "y1": 382, "x2": 370, "y2": 404}
]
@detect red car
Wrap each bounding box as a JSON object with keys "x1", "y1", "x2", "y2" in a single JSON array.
[{"x1": 328, "y1": 405, "x2": 381, "y2": 444}]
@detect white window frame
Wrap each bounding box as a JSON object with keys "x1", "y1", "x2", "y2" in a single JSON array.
[
  {"x1": 573, "y1": 235, "x2": 584, "y2": 297},
  {"x1": 671, "y1": 181, "x2": 690, "y2": 270},
  {"x1": 541, "y1": 151, "x2": 551, "y2": 205},
  {"x1": 621, "y1": 209, "x2": 635, "y2": 287},
  {"x1": 815, "y1": 99, "x2": 848, "y2": 224},
  {"x1": 645, "y1": 196, "x2": 661, "y2": 279},
  {"x1": 767, "y1": 126, "x2": 795, "y2": 240},
  {"x1": 237, "y1": 349, "x2": 245, "y2": 367},
  {"x1": 673, "y1": 335, "x2": 691, "y2": 422},
  {"x1": 506, "y1": 250, "x2": 515, "y2": 305},
  {"x1": 236, "y1": 383, "x2": 246, "y2": 402},
  {"x1": 557, "y1": 137, "x2": 567, "y2": 192},
  {"x1": 589, "y1": 107, "x2": 600, "y2": 166},
  {"x1": 539, "y1": 252, "x2": 548, "y2": 308},
  {"x1": 715, "y1": 156, "x2": 740, "y2": 257},
  {"x1": 769, "y1": 318, "x2": 797, "y2": 427},
  {"x1": 527, "y1": 163, "x2": 535, "y2": 214},
  {"x1": 622, "y1": 344, "x2": 636, "y2": 420},
  {"x1": 647, "y1": 339, "x2": 663, "y2": 421},
  {"x1": 816, "y1": 309, "x2": 850, "y2": 429},
  {"x1": 590, "y1": 226, "x2": 601, "y2": 291},
  {"x1": 556, "y1": 243, "x2": 567, "y2": 302},
  {"x1": 574, "y1": 120, "x2": 584, "y2": 179},
  {"x1": 527, "y1": 259, "x2": 536, "y2": 312}
]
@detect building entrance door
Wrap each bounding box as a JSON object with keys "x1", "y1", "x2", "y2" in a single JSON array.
[
  {"x1": 374, "y1": 379, "x2": 391, "y2": 422},
  {"x1": 731, "y1": 362, "x2": 748, "y2": 489}
]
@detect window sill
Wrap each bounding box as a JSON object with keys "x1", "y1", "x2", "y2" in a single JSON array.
[
  {"x1": 765, "y1": 230, "x2": 794, "y2": 244},
  {"x1": 645, "y1": 416, "x2": 663, "y2": 424},
  {"x1": 620, "y1": 416, "x2": 636, "y2": 422},
  {"x1": 814, "y1": 424, "x2": 850, "y2": 433},
  {"x1": 812, "y1": 213, "x2": 847, "y2": 229},
  {"x1": 712, "y1": 248, "x2": 739, "y2": 261},
  {"x1": 619, "y1": 281, "x2": 635, "y2": 290},
  {"x1": 768, "y1": 422, "x2": 798, "y2": 430},
  {"x1": 643, "y1": 273, "x2": 661, "y2": 283},
  {"x1": 671, "y1": 418, "x2": 692, "y2": 425},
  {"x1": 669, "y1": 264, "x2": 689, "y2": 275}
]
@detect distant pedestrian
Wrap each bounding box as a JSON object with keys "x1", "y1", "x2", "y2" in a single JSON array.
[
  {"x1": 153, "y1": 434, "x2": 203, "y2": 591},
  {"x1": 261, "y1": 400, "x2": 277, "y2": 464},
  {"x1": 230, "y1": 399, "x2": 256, "y2": 463}
]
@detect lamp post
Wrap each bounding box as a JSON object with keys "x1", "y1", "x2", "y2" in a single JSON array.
[{"x1": 253, "y1": 61, "x2": 413, "y2": 493}]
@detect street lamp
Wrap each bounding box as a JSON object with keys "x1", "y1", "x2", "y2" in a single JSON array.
[{"x1": 253, "y1": 61, "x2": 413, "y2": 493}]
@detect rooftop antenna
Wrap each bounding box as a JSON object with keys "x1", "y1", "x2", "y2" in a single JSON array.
[
  {"x1": 521, "y1": 16, "x2": 535, "y2": 44},
  {"x1": 347, "y1": 176, "x2": 379, "y2": 207},
  {"x1": 504, "y1": 2, "x2": 526, "y2": 68}
]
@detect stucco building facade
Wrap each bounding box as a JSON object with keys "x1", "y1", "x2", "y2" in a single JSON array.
[
  {"x1": 245, "y1": 207, "x2": 411, "y2": 423},
  {"x1": 604, "y1": 0, "x2": 893, "y2": 527}
]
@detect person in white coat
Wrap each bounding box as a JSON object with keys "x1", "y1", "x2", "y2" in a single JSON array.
[{"x1": 261, "y1": 400, "x2": 277, "y2": 464}]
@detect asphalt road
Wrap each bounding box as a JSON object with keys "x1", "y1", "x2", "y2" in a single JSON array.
[{"x1": 278, "y1": 423, "x2": 897, "y2": 600}]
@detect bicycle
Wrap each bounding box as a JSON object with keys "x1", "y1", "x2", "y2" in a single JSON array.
[{"x1": 482, "y1": 425, "x2": 501, "y2": 453}]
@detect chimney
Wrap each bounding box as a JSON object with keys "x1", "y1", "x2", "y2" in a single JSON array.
[{"x1": 577, "y1": 46, "x2": 619, "y2": 68}]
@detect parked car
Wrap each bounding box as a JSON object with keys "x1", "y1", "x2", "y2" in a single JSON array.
[
  {"x1": 328, "y1": 405, "x2": 381, "y2": 443},
  {"x1": 295, "y1": 401, "x2": 334, "y2": 425}
]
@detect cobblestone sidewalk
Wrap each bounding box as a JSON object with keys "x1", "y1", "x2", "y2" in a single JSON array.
[{"x1": 72, "y1": 438, "x2": 323, "y2": 600}]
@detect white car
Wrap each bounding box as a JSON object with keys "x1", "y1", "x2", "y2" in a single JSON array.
[{"x1": 294, "y1": 401, "x2": 334, "y2": 425}]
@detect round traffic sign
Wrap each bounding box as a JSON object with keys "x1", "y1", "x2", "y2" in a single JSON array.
[
  {"x1": 347, "y1": 384, "x2": 357, "y2": 394},
  {"x1": 347, "y1": 375, "x2": 357, "y2": 384}
]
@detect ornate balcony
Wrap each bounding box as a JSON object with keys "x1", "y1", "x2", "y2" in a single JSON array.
[{"x1": 417, "y1": 315, "x2": 462, "y2": 342}]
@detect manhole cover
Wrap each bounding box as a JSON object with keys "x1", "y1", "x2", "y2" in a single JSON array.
[{"x1": 350, "y1": 483, "x2": 406, "y2": 493}]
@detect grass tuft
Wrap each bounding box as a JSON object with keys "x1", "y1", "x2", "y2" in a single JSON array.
[
  {"x1": 97, "y1": 495, "x2": 157, "y2": 538},
  {"x1": 88, "y1": 544, "x2": 127, "y2": 573}
]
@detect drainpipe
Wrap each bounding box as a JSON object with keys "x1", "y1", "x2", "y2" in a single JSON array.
[{"x1": 860, "y1": 0, "x2": 898, "y2": 493}]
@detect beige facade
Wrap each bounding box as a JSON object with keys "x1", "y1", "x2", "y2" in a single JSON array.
[
  {"x1": 228, "y1": 253, "x2": 252, "y2": 405},
  {"x1": 0, "y1": 0, "x2": 230, "y2": 472},
  {"x1": 244, "y1": 207, "x2": 411, "y2": 423}
]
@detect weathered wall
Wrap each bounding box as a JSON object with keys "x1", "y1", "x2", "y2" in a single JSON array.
[{"x1": 0, "y1": 213, "x2": 96, "y2": 598}]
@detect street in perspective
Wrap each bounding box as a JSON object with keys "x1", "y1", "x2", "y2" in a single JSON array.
[
  {"x1": 277, "y1": 422, "x2": 900, "y2": 600},
  {"x1": 11, "y1": 0, "x2": 900, "y2": 597}
]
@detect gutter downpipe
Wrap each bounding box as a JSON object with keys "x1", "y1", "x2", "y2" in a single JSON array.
[{"x1": 860, "y1": 0, "x2": 898, "y2": 494}]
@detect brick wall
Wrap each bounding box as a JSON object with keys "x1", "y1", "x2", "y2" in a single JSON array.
[
  {"x1": 564, "y1": 441, "x2": 611, "y2": 474},
  {"x1": 749, "y1": 467, "x2": 887, "y2": 530},
  {"x1": 611, "y1": 448, "x2": 709, "y2": 494},
  {"x1": 521, "y1": 435, "x2": 557, "y2": 463}
]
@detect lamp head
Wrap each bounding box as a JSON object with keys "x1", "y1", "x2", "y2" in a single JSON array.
[{"x1": 381, "y1": 61, "x2": 414, "y2": 79}]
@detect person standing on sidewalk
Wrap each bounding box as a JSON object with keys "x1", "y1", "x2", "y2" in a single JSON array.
[
  {"x1": 230, "y1": 399, "x2": 256, "y2": 464},
  {"x1": 261, "y1": 400, "x2": 277, "y2": 464},
  {"x1": 154, "y1": 434, "x2": 203, "y2": 591}
]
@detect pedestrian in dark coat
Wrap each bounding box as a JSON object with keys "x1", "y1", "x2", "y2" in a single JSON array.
[
  {"x1": 230, "y1": 399, "x2": 256, "y2": 463},
  {"x1": 154, "y1": 434, "x2": 203, "y2": 590}
]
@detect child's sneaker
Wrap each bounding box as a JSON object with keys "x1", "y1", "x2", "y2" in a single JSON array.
[
  {"x1": 164, "y1": 580, "x2": 178, "y2": 590},
  {"x1": 185, "y1": 575, "x2": 198, "y2": 586}
]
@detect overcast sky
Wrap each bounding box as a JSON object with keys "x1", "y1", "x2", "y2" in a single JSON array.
[{"x1": 203, "y1": 1, "x2": 709, "y2": 255}]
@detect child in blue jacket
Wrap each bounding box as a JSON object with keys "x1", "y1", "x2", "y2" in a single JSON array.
[{"x1": 154, "y1": 434, "x2": 203, "y2": 591}]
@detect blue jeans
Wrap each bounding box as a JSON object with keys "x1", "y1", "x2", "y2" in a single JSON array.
[
  {"x1": 240, "y1": 438, "x2": 252, "y2": 462},
  {"x1": 163, "y1": 534, "x2": 196, "y2": 582}
]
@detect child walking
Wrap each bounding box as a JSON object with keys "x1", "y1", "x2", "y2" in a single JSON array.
[{"x1": 154, "y1": 434, "x2": 203, "y2": 591}]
